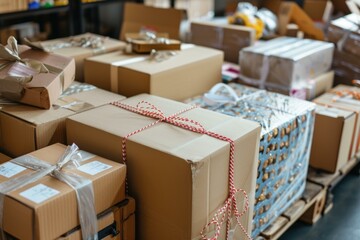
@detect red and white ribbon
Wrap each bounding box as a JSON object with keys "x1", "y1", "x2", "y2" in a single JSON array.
[{"x1": 111, "y1": 100, "x2": 252, "y2": 240}]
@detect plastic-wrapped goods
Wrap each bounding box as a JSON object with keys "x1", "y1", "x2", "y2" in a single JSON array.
[
  {"x1": 239, "y1": 37, "x2": 334, "y2": 96},
  {"x1": 328, "y1": 13, "x2": 360, "y2": 58},
  {"x1": 185, "y1": 83, "x2": 316, "y2": 237},
  {"x1": 327, "y1": 14, "x2": 360, "y2": 86}
]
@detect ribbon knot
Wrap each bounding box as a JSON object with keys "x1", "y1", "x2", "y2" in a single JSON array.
[
  {"x1": 0, "y1": 36, "x2": 50, "y2": 101},
  {"x1": 111, "y1": 100, "x2": 252, "y2": 240}
]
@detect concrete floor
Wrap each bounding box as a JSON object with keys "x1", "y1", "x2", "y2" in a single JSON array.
[{"x1": 280, "y1": 168, "x2": 360, "y2": 240}]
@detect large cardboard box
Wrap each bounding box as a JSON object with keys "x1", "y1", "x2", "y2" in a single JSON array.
[
  {"x1": 313, "y1": 85, "x2": 360, "y2": 158},
  {"x1": 58, "y1": 196, "x2": 135, "y2": 240},
  {"x1": 190, "y1": 19, "x2": 256, "y2": 63},
  {"x1": 120, "y1": 3, "x2": 184, "y2": 41},
  {"x1": 310, "y1": 105, "x2": 356, "y2": 173},
  {"x1": 184, "y1": 83, "x2": 316, "y2": 237},
  {"x1": 239, "y1": 37, "x2": 334, "y2": 95},
  {"x1": 38, "y1": 33, "x2": 126, "y2": 82},
  {"x1": 84, "y1": 45, "x2": 223, "y2": 101},
  {"x1": 66, "y1": 94, "x2": 261, "y2": 240},
  {"x1": 0, "y1": 143, "x2": 126, "y2": 239},
  {"x1": 0, "y1": 44, "x2": 75, "y2": 109},
  {"x1": 0, "y1": 82, "x2": 125, "y2": 157}
]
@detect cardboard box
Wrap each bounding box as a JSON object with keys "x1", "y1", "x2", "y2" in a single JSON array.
[
  {"x1": 120, "y1": 3, "x2": 184, "y2": 41},
  {"x1": 190, "y1": 19, "x2": 256, "y2": 63},
  {"x1": 66, "y1": 94, "x2": 261, "y2": 240},
  {"x1": 0, "y1": 143, "x2": 126, "y2": 239},
  {"x1": 328, "y1": 14, "x2": 360, "y2": 58},
  {"x1": 303, "y1": 0, "x2": 333, "y2": 21},
  {"x1": 122, "y1": 196, "x2": 135, "y2": 240},
  {"x1": 58, "y1": 206, "x2": 118, "y2": 240},
  {"x1": 0, "y1": 152, "x2": 11, "y2": 164},
  {"x1": 58, "y1": 196, "x2": 135, "y2": 240},
  {"x1": 39, "y1": 33, "x2": 126, "y2": 81},
  {"x1": 332, "y1": 48, "x2": 360, "y2": 86},
  {"x1": 313, "y1": 86, "x2": 360, "y2": 158},
  {"x1": 310, "y1": 105, "x2": 356, "y2": 173},
  {"x1": 0, "y1": 82, "x2": 125, "y2": 157},
  {"x1": 278, "y1": 2, "x2": 325, "y2": 40},
  {"x1": 184, "y1": 83, "x2": 316, "y2": 237},
  {"x1": 291, "y1": 70, "x2": 334, "y2": 100},
  {"x1": 239, "y1": 37, "x2": 334, "y2": 95},
  {"x1": 0, "y1": 44, "x2": 75, "y2": 109},
  {"x1": 84, "y1": 45, "x2": 223, "y2": 101}
]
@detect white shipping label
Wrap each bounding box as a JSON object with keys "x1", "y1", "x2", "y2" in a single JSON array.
[
  {"x1": 20, "y1": 184, "x2": 60, "y2": 204},
  {"x1": 77, "y1": 161, "x2": 112, "y2": 176},
  {"x1": 0, "y1": 162, "x2": 26, "y2": 178}
]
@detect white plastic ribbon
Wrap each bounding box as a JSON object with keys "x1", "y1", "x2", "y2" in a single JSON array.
[
  {"x1": 0, "y1": 144, "x2": 98, "y2": 240},
  {"x1": 203, "y1": 82, "x2": 266, "y2": 106}
]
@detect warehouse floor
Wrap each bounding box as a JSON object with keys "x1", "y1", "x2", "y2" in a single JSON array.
[{"x1": 279, "y1": 166, "x2": 360, "y2": 240}]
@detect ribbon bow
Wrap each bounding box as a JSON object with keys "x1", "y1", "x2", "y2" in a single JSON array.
[
  {"x1": 0, "y1": 36, "x2": 49, "y2": 73},
  {"x1": 0, "y1": 144, "x2": 97, "y2": 240},
  {"x1": 111, "y1": 100, "x2": 252, "y2": 240},
  {"x1": 0, "y1": 36, "x2": 49, "y2": 100}
]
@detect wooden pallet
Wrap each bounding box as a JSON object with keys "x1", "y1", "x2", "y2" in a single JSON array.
[
  {"x1": 256, "y1": 181, "x2": 325, "y2": 240},
  {"x1": 256, "y1": 156, "x2": 360, "y2": 240},
  {"x1": 308, "y1": 156, "x2": 360, "y2": 214}
]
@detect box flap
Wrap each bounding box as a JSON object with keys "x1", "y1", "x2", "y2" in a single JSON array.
[
  {"x1": 120, "y1": 3, "x2": 184, "y2": 41},
  {"x1": 0, "y1": 85, "x2": 124, "y2": 125}
]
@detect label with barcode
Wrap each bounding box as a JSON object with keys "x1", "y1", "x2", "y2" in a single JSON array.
[
  {"x1": 0, "y1": 162, "x2": 26, "y2": 178},
  {"x1": 77, "y1": 161, "x2": 112, "y2": 176},
  {"x1": 20, "y1": 184, "x2": 60, "y2": 204}
]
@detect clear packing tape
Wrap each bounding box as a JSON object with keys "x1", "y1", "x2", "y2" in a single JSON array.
[
  {"x1": 0, "y1": 144, "x2": 98, "y2": 240},
  {"x1": 186, "y1": 83, "x2": 316, "y2": 237}
]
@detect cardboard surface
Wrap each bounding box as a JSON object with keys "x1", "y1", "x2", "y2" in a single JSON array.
[
  {"x1": 305, "y1": 70, "x2": 334, "y2": 100},
  {"x1": 41, "y1": 33, "x2": 126, "y2": 81},
  {"x1": 0, "y1": 46, "x2": 75, "y2": 109},
  {"x1": 66, "y1": 94, "x2": 261, "y2": 240},
  {"x1": 120, "y1": 3, "x2": 184, "y2": 41},
  {"x1": 0, "y1": 82, "x2": 125, "y2": 157},
  {"x1": 313, "y1": 86, "x2": 360, "y2": 159},
  {"x1": 122, "y1": 196, "x2": 136, "y2": 240},
  {"x1": 190, "y1": 19, "x2": 255, "y2": 63},
  {"x1": 1, "y1": 143, "x2": 126, "y2": 240},
  {"x1": 58, "y1": 208, "x2": 116, "y2": 240},
  {"x1": 84, "y1": 46, "x2": 223, "y2": 101},
  {"x1": 310, "y1": 105, "x2": 356, "y2": 173},
  {"x1": 304, "y1": 0, "x2": 333, "y2": 21},
  {"x1": 0, "y1": 152, "x2": 10, "y2": 164},
  {"x1": 58, "y1": 197, "x2": 135, "y2": 240}
]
